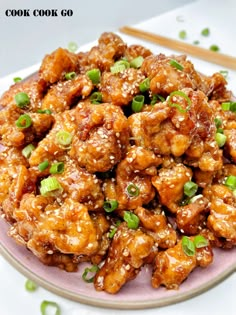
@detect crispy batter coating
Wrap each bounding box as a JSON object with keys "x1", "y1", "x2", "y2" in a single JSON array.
[
  {"x1": 152, "y1": 163, "x2": 192, "y2": 213},
  {"x1": 152, "y1": 238, "x2": 213, "y2": 289},
  {"x1": 94, "y1": 223, "x2": 154, "y2": 294},
  {"x1": 104, "y1": 146, "x2": 162, "y2": 210},
  {"x1": 69, "y1": 102, "x2": 129, "y2": 173},
  {"x1": 203, "y1": 184, "x2": 236, "y2": 247}
]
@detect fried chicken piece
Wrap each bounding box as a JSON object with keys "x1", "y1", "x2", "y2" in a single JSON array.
[
  {"x1": 176, "y1": 196, "x2": 209, "y2": 235},
  {"x1": 39, "y1": 47, "x2": 79, "y2": 84},
  {"x1": 69, "y1": 102, "x2": 129, "y2": 173},
  {"x1": 204, "y1": 72, "x2": 228, "y2": 100},
  {"x1": 203, "y1": 184, "x2": 236, "y2": 247},
  {"x1": 54, "y1": 160, "x2": 104, "y2": 211},
  {"x1": 86, "y1": 32, "x2": 127, "y2": 72},
  {"x1": 99, "y1": 68, "x2": 145, "y2": 106},
  {"x1": 41, "y1": 74, "x2": 93, "y2": 113},
  {"x1": 124, "y1": 44, "x2": 152, "y2": 61},
  {"x1": 224, "y1": 127, "x2": 236, "y2": 163},
  {"x1": 94, "y1": 222, "x2": 154, "y2": 294},
  {"x1": 152, "y1": 237, "x2": 213, "y2": 289},
  {"x1": 104, "y1": 146, "x2": 162, "y2": 210},
  {"x1": 141, "y1": 54, "x2": 207, "y2": 97},
  {"x1": 134, "y1": 206, "x2": 177, "y2": 248},
  {"x1": 0, "y1": 75, "x2": 45, "y2": 111},
  {"x1": 29, "y1": 109, "x2": 77, "y2": 166},
  {"x1": 152, "y1": 163, "x2": 192, "y2": 213}
]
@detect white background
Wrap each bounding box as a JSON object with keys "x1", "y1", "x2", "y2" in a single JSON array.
[{"x1": 0, "y1": 0, "x2": 236, "y2": 314}]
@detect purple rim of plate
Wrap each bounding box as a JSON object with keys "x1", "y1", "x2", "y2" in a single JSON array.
[{"x1": 0, "y1": 218, "x2": 236, "y2": 309}]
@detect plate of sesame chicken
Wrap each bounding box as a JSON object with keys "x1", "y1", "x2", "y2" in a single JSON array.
[{"x1": 0, "y1": 32, "x2": 235, "y2": 309}]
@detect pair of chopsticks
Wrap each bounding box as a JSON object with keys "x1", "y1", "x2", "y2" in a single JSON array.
[{"x1": 119, "y1": 26, "x2": 236, "y2": 70}]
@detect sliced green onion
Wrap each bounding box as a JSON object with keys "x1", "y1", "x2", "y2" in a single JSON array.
[
  {"x1": 82, "y1": 265, "x2": 99, "y2": 283},
  {"x1": 14, "y1": 92, "x2": 30, "y2": 108},
  {"x1": 210, "y1": 45, "x2": 220, "y2": 52},
  {"x1": 38, "y1": 160, "x2": 49, "y2": 172},
  {"x1": 214, "y1": 117, "x2": 222, "y2": 128},
  {"x1": 56, "y1": 130, "x2": 73, "y2": 146},
  {"x1": 184, "y1": 181, "x2": 198, "y2": 197},
  {"x1": 215, "y1": 132, "x2": 226, "y2": 147},
  {"x1": 86, "y1": 68, "x2": 101, "y2": 84},
  {"x1": 49, "y1": 162, "x2": 64, "y2": 174},
  {"x1": 130, "y1": 56, "x2": 144, "y2": 69},
  {"x1": 169, "y1": 59, "x2": 183, "y2": 71},
  {"x1": 15, "y1": 114, "x2": 32, "y2": 129},
  {"x1": 127, "y1": 183, "x2": 140, "y2": 197},
  {"x1": 90, "y1": 91, "x2": 103, "y2": 104},
  {"x1": 22, "y1": 144, "x2": 35, "y2": 158},
  {"x1": 230, "y1": 102, "x2": 236, "y2": 112},
  {"x1": 201, "y1": 28, "x2": 210, "y2": 36},
  {"x1": 193, "y1": 235, "x2": 208, "y2": 248},
  {"x1": 179, "y1": 30, "x2": 187, "y2": 40},
  {"x1": 13, "y1": 77, "x2": 22, "y2": 83},
  {"x1": 219, "y1": 70, "x2": 228, "y2": 78},
  {"x1": 65, "y1": 71, "x2": 76, "y2": 80},
  {"x1": 124, "y1": 211, "x2": 139, "y2": 229},
  {"x1": 109, "y1": 227, "x2": 117, "y2": 238},
  {"x1": 131, "y1": 95, "x2": 145, "y2": 112},
  {"x1": 151, "y1": 94, "x2": 165, "y2": 105},
  {"x1": 182, "y1": 236, "x2": 195, "y2": 256},
  {"x1": 110, "y1": 60, "x2": 130, "y2": 74},
  {"x1": 37, "y1": 109, "x2": 52, "y2": 114},
  {"x1": 193, "y1": 40, "x2": 200, "y2": 45},
  {"x1": 139, "y1": 78, "x2": 150, "y2": 93},
  {"x1": 168, "y1": 90, "x2": 191, "y2": 113},
  {"x1": 217, "y1": 128, "x2": 224, "y2": 134},
  {"x1": 68, "y1": 41, "x2": 78, "y2": 53},
  {"x1": 103, "y1": 200, "x2": 118, "y2": 213},
  {"x1": 221, "y1": 102, "x2": 231, "y2": 111},
  {"x1": 40, "y1": 177, "x2": 63, "y2": 196},
  {"x1": 25, "y1": 279, "x2": 38, "y2": 292},
  {"x1": 225, "y1": 175, "x2": 236, "y2": 190},
  {"x1": 40, "y1": 300, "x2": 61, "y2": 315}
]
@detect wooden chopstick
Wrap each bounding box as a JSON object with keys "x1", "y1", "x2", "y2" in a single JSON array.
[{"x1": 119, "y1": 26, "x2": 236, "y2": 70}]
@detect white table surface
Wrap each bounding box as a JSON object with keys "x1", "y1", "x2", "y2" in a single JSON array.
[{"x1": 0, "y1": 0, "x2": 236, "y2": 314}]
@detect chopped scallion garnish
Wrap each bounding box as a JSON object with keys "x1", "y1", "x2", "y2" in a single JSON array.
[
  {"x1": 193, "y1": 40, "x2": 200, "y2": 45},
  {"x1": 193, "y1": 235, "x2": 208, "y2": 248},
  {"x1": 38, "y1": 160, "x2": 49, "y2": 172},
  {"x1": 182, "y1": 236, "x2": 195, "y2": 256},
  {"x1": 127, "y1": 183, "x2": 140, "y2": 197},
  {"x1": 219, "y1": 70, "x2": 228, "y2": 78},
  {"x1": 90, "y1": 91, "x2": 103, "y2": 104},
  {"x1": 124, "y1": 211, "x2": 139, "y2": 229},
  {"x1": 150, "y1": 94, "x2": 165, "y2": 105},
  {"x1": 56, "y1": 130, "x2": 73, "y2": 147},
  {"x1": 169, "y1": 59, "x2": 183, "y2": 71},
  {"x1": 139, "y1": 78, "x2": 150, "y2": 93},
  {"x1": 201, "y1": 28, "x2": 210, "y2": 36},
  {"x1": 15, "y1": 114, "x2": 32, "y2": 129},
  {"x1": 210, "y1": 45, "x2": 220, "y2": 52},
  {"x1": 221, "y1": 102, "x2": 231, "y2": 111},
  {"x1": 37, "y1": 109, "x2": 52, "y2": 114},
  {"x1": 25, "y1": 279, "x2": 38, "y2": 292},
  {"x1": 214, "y1": 117, "x2": 222, "y2": 128},
  {"x1": 184, "y1": 181, "x2": 198, "y2": 197},
  {"x1": 49, "y1": 162, "x2": 64, "y2": 174},
  {"x1": 131, "y1": 95, "x2": 145, "y2": 112},
  {"x1": 130, "y1": 56, "x2": 144, "y2": 69},
  {"x1": 215, "y1": 132, "x2": 226, "y2": 147},
  {"x1": 68, "y1": 41, "x2": 78, "y2": 53},
  {"x1": 179, "y1": 30, "x2": 187, "y2": 40},
  {"x1": 225, "y1": 175, "x2": 236, "y2": 190},
  {"x1": 168, "y1": 90, "x2": 191, "y2": 113},
  {"x1": 22, "y1": 143, "x2": 35, "y2": 158},
  {"x1": 110, "y1": 60, "x2": 130, "y2": 74},
  {"x1": 13, "y1": 77, "x2": 22, "y2": 83},
  {"x1": 40, "y1": 177, "x2": 63, "y2": 196},
  {"x1": 14, "y1": 92, "x2": 30, "y2": 108},
  {"x1": 82, "y1": 265, "x2": 99, "y2": 283},
  {"x1": 86, "y1": 68, "x2": 101, "y2": 84},
  {"x1": 103, "y1": 200, "x2": 118, "y2": 212},
  {"x1": 65, "y1": 71, "x2": 76, "y2": 80},
  {"x1": 40, "y1": 300, "x2": 61, "y2": 315}
]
